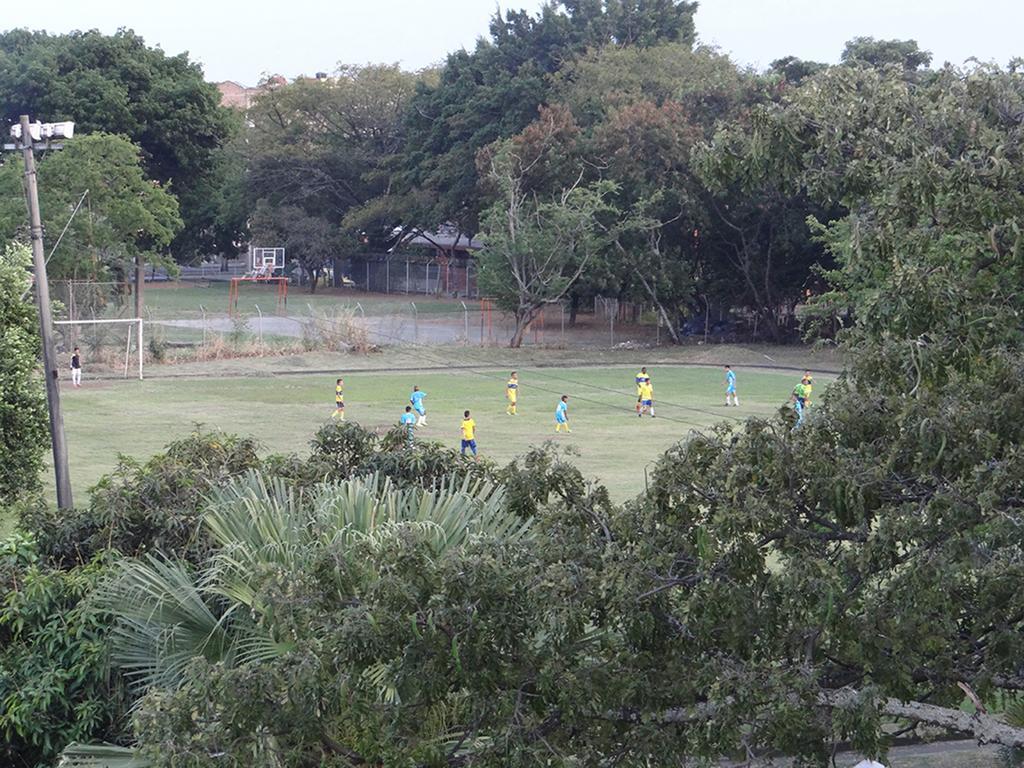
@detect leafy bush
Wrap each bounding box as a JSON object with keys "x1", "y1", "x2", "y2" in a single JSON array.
[
  {"x1": 22, "y1": 428, "x2": 262, "y2": 566},
  {"x1": 498, "y1": 442, "x2": 590, "y2": 518},
  {"x1": 360, "y1": 427, "x2": 494, "y2": 488},
  {"x1": 0, "y1": 244, "x2": 48, "y2": 505},
  {"x1": 147, "y1": 332, "x2": 167, "y2": 363},
  {"x1": 306, "y1": 421, "x2": 489, "y2": 489},
  {"x1": 307, "y1": 420, "x2": 380, "y2": 479},
  {"x1": 0, "y1": 538, "x2": 126, "y2": 767}
]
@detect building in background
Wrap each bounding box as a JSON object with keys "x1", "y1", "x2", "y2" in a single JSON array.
[{"x1": 214, "y1": 75, "x2": 287, "y2": 110}]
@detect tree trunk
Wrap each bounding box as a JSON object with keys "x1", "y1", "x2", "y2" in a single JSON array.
[
  {"x1": 309, "y1": 267, "x2": 318, "y2": 294},
  {"x1": 509, "y1": 305, "x2": 540, "y2": 348},
  {"x1": 134, "y1": 256, "x2": 144, "y2": 318},
  {"x1": 632, "y1": 267, "x2": 681, "y2": 344},
  {"x1": 569, "y1": 294, "x2": 579, "y2": 327}
]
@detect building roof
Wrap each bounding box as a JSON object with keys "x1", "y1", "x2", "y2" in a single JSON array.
[
  {"x1": 400, "y1": 228, "x2": 483, "y2": 251},
  {"x1": 215, "y1": 81, "x2": 261, "y2": 109}
]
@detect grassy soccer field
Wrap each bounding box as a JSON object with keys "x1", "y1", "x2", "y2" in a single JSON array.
[{"x1": 48, "y1": 364, "x2": 815, "y2": 507}]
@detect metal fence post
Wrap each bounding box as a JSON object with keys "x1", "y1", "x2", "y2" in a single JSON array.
[
  {"x1": 199, "y1": 304, "x2": 207, "y2": 345},
  {"x1": 386, "y1": 257, "x2": 391, "y2": 294},
  {"x1": 461, "y1": 301, "x2": 468, "y2": 345},
  {"x1": 254, "y1": 303, "x2": 263, "y2": 345},
  {"x1": 561, "y1": 302, "x2": 566, "y2": 345},
  {"x1": 405, "y1": 258, "x2": 410, "y2": 295},
  {"x1": 610, "y1": 301, "x2": 615, "y2": 347},
  {"x1": 410, "y1": 302, "x2": 418, "y2": 343}
]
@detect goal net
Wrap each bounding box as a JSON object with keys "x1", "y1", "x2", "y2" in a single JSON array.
[{"x1": 53, "y1": 318, "x2": 145, "y2": 380}]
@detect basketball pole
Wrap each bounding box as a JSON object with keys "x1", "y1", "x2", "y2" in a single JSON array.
[{"x1": 19, "y1": 115, "x2": 73, "y2": 509}]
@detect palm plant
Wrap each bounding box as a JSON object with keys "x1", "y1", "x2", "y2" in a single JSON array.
[{"x1": 98, "y1": 471, "x2": 530, "y2": 694}]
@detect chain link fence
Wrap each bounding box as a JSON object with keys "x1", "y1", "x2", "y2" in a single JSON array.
[{"x1": 49, "y1": 280, "x2": 664, "y2": 352}]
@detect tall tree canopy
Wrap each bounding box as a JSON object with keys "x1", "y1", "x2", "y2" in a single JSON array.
[
  {"x1": 0, "y1": 28, "x2": 233, "y2": 260},
  {"x1": 0, "y1": 133, "x2": 182, "y2": 288},
  {"x1": 840, "y1": 36, "x2": 932, "y2": 71},
  {"x1": 386, "y1": 0, "x2": 698, "y2": 235},
  {"x1": 243, "y1": 65, "x2": 427, "y2": 285}
]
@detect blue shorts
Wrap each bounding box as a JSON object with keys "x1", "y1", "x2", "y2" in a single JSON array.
[
  {"x1": 555, "y1": 415, "x2": 567, "y2": 423},
  {"x1": 413, "y1": 405, "x2": 425, "y2": 415},
  {"x1": 641, "y1": 399, "x2": 652, "y2": 406},
  {"x1": 726, "y1": 384, "x2": 736, "y2": 394},
  {"x1": 461, "y1": 439, "x2": 477, "y2": 454}
]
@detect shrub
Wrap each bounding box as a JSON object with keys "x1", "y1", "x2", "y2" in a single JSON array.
[
  {"x1": 22, "y1": 428, "x2": 262, "y2": 566},
  {"x1": 307, "y1": 420, "x2": 380, "y2": 479},
  {"x1": 0, "y1": 538, "x2": 126, "y2": 767},
  {"x1": 499, "y1": 442, "x2": 590, "y2": 518}
]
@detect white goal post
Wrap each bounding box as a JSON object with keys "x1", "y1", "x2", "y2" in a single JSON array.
[{"x1": 53, "y1": 317, "x2": 144, "y2": 380}]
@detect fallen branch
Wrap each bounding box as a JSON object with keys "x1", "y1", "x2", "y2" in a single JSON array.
[
  {"x1": 616, "y1": 687, "x2": 1024, "y2": 749},
  {"x1": 822, "y1": 688, "x2": 1024, "y2": 748}
]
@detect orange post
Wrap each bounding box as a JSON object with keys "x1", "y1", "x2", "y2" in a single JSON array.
[{"x1": 229, "y1": 276, "x2": 288, "y2": 316}]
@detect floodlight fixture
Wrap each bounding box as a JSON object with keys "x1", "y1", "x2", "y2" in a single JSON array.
[{"x1": 9, "y1": 120, "x2": 75, "y2": 141}]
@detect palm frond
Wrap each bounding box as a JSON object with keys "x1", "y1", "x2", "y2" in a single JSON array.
[
  {"x1": 99, "y1": 470, "x2": 528, "y2": 696},
  {"x1": 98, "y1": 555, "x2": 231, "y2": 691}
]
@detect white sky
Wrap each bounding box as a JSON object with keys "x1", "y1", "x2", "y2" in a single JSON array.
[{"x1": 2, "y1": 0, "x2": 1020, "y2": 84}]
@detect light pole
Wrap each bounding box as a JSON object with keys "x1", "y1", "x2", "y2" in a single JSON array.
[{"x1": 9, "y1": 115, "x2": 76, "y2": 509}]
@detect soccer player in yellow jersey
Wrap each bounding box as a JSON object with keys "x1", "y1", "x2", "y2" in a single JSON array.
[
  {"x1": 635, "y1": 367, "x2": 650, "y2": 414},
  {"x1": 460, "y1": 410, "x2": 478, "y2": 459},
  {"x1": 506, "y1": 371, "x2": 519, "y2": 415},
  {"x1": 638, "y1": 380, "x2": 655, "y2": 418},
  {"x1": 333, "y1": 377, "x2": 345, "y2": 420}
]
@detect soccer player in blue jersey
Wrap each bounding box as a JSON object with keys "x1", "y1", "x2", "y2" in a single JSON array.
[
  {"x1": 725, "y1": 365, "x2": 739, "y2": 407},
  {"x1": 400, "y1": 405, "x2": 417, "y2": 447},
  {"x1": 410, "y1": 385, "x2": 427, "y2": 426},
  {"x1": 555, "y1": 395, "x2": 571, "y2": 433}
]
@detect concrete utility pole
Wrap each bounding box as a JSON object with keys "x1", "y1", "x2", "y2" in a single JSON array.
[{"x1": 19, "y1": 114, "x2": 73, "y2": 509}]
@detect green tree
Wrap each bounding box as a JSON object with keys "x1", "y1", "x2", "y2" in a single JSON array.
[
  {"x1": 0, "y1": 134, "x2": 182, "y2": 306},
  {"x1": 249, "y1": 202, "x2": 340, "y2": 293},
  {"x1": 768, "y1": 55, "x2": 828, "y2": 85},
  {"x1": 244, "y1": 64, "x2": 424, "y2": 259},
  {"x1": 0, "y1": 29, "x2": 233, "y2": 261},
  {"x1": 611, "y1": 61, "x2": 1024, "y2": 762},
  {"x1": 389, "y1": 1, "x2": 697, "y2": 236},
  {"x1": 0, "y1": 244, "x2": 47, "y2": 505},
  {"x1": 722, "y1": 62, "x2": 1024, "y2": 372},
  {"x1": 477, "y1": 140, "x2": 615, "y2": 347},
  {"x1": 840, "y1": 36, "x2": 932, "y2": 71},
  {"x1": 551, "y1": 42, "x2": 760, "y2": 339}
]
